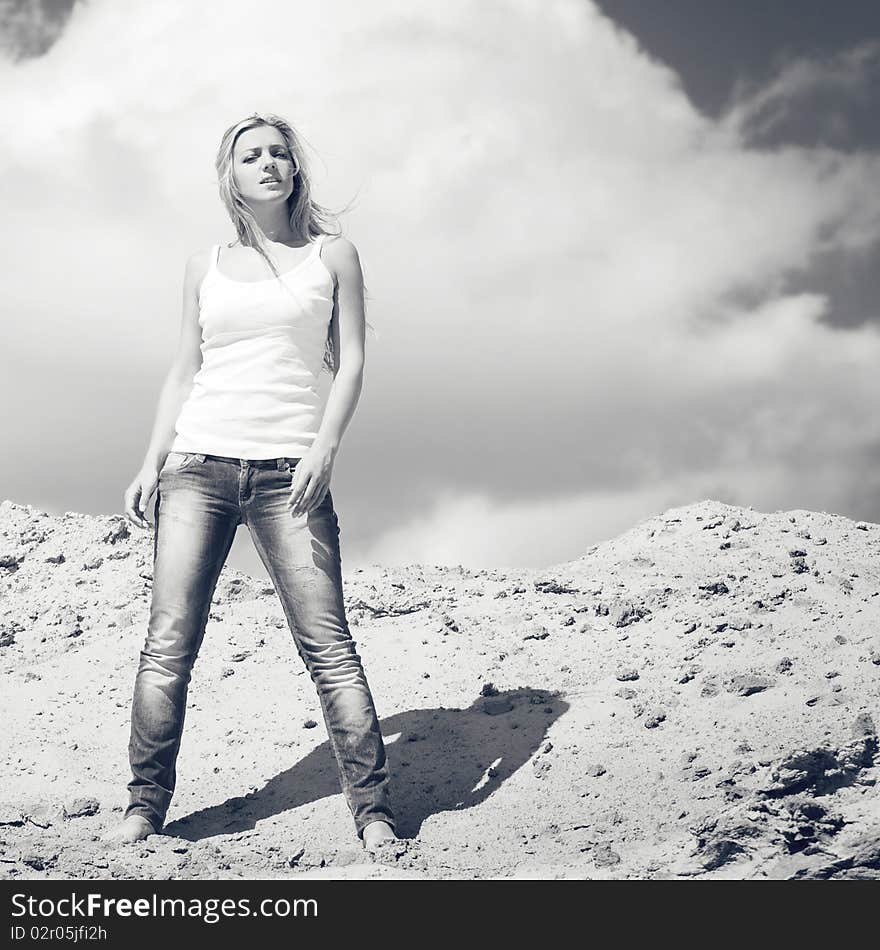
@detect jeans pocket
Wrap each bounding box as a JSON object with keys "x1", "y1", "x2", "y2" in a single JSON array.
[{"x1": 161, "y1": 451, "x2": 204, "y2": 475}]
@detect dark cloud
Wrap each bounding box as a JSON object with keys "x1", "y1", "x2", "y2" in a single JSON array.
[
  {"x1": 794, "y1": 245, "x2": 880, "y2": 330},
  {"x1": 596, "y1": 0, "x2": 880, "y2": 149},
  {"x1": 0, "y1": 0, "x2": 79, "y2": 62},
  {"x1": 597, "y1": 1, "x2": 880, "y2": 330}
]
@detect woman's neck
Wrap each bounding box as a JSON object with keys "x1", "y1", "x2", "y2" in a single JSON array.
[{"x1": 249, "y1": 203, "x2": 302, "y2": 244}]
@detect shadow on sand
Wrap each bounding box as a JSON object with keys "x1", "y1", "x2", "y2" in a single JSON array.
[{"x1": 163, "y1": 687, "x2": 568, "y2": 841}]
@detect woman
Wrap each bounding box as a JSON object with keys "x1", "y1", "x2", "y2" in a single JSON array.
[{"x1": 103, "y1": 112, "x2": 398, "y2": 854}]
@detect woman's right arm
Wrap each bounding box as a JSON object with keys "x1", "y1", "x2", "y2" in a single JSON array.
[{"x1": 123, "y1": 249, "x2": 210, "y2": 528}]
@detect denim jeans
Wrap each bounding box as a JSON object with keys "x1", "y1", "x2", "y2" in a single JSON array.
[{"x1": 124, "y1": 451, "x2": 396, "y2": 840}]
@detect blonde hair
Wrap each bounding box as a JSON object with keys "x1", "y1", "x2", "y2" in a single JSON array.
[{"x1": 214, "y1": 112, "x2": 373, "y2": 374}]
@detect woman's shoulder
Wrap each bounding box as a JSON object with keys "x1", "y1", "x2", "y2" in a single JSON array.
[
  {"x1": 185, "y1": 244, "x2": 218, "y2": 268},
  {"x1": 181, "y1": 245, "x2": 219, "y2": 294},
  {"x1": 319, "y1": 233, "x2": 361, "y2": 273},
  {"x1": 318, "y1": 234, "x2": 361, "y2": 286}
]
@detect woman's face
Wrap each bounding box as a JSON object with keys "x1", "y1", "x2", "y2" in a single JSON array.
[{"x1": 232, "y1": 125, "x2": 296, "y2": 205}]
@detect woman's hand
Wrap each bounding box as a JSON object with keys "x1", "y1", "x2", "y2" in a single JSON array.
[
  {"x1": 124, "y1": 463, "x2": 160, "y2": 529},
  {"x1": 288, "y1": 443, "x2": 336, "y2": 515}
]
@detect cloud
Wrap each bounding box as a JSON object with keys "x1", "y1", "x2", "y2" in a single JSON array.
[
  {"x1": 720, "y1": 39, "x2": 880, "y2": 147},
  {"x1": 1, "y1": 0, "x2": 879, "y2": 569},
  {"x1": 0, "y1": 0, "x2": 75, "y2": 62}
]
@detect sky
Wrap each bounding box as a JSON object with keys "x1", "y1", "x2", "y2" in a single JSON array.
[{"x1": 1, "y1": 0, "x2": 879, "y2": 578}]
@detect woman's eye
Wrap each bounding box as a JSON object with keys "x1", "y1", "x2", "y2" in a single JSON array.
[{"x1": 243, "y1": 154, "x2": 286, "y2": 162}]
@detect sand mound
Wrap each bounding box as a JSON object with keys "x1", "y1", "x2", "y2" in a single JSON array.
[{"x1": 1, "y1": 497, "x2": 877, "y2": 880}]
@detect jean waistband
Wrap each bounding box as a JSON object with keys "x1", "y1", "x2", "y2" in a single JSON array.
[{"x1": 201, "y1": 454, "x2": 300, "y2": 470}]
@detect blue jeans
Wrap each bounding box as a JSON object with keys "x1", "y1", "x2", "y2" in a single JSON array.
[{"x1": 124, "y1": 451, "x2": 396, "y2": 840}]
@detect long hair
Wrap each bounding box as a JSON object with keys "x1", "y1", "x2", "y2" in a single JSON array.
[{"x1": 214, "y1": 112, "x2": 374, "y2": 375}]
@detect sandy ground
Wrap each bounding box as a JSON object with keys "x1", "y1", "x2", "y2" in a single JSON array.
[{"x1": 0, "y1": 496, "x2": 878, "y2": 881}]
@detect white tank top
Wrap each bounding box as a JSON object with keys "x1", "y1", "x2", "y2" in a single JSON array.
[{"x1": 170, "y1": 235, "x2": 333, "y2": 459}]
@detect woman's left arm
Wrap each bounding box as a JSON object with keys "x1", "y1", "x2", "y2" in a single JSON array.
[{"x1": 288, "y1": 236, "x2": 366, "y2": 515}]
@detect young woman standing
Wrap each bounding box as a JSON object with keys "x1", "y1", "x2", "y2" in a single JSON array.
[{"x1": 104, "y1": 113, "x2": 398, "y2": 854}]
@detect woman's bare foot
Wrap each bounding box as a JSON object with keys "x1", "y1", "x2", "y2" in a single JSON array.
[
  {"x1": 101, "y1": 815, "x2": 157, "y2": 845},
  {"x1": 362, "y1": 820, "x2": 397, "y2": 852}
]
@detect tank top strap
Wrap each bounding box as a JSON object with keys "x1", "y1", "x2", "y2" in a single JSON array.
[{"x1": 198, "y1": 244, "x2": 221, "y2": 297}]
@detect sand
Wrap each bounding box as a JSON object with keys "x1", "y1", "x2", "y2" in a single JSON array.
[{"x1": 1, "y1": 497, "x2": 878, "y2": 880}]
